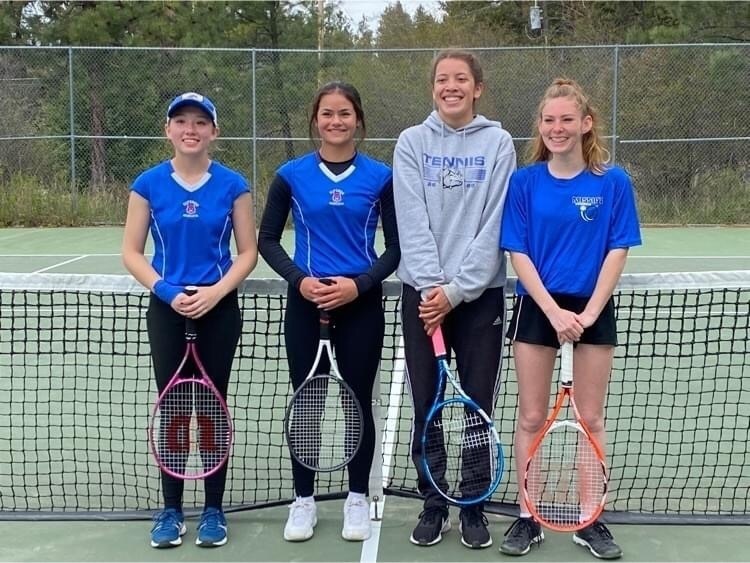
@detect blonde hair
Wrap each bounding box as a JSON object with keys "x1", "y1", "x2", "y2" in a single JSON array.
[{"x1": 526, "y1": 78, "x2": 609, "y2": 174}]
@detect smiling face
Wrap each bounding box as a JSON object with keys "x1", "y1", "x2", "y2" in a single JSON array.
[
  {"x1": 315, "y1": 91, "x2": 359, "y2": 151},
  {"x1": 165, "y1": 107, "x2": 217, "y2": 156},
  {"x1": 432, "y1": 57, "x2": 483, "y2": 129},
  {"x1": 538, "y1": 96, "x2": 593, "y2": 159}
]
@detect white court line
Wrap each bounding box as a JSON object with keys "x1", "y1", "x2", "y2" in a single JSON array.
[
  {"x1": 34, "y1": 255, "x2": 89, "y2": 273},
  {"x1": 630, "y1": 255, "x2": 749, "y2": 259},
  {"x1": 0, "y1": 253, "x2": 122, "y2": 257},
  {"x1": 360, "y1": 336, "x2": 407, "y2": 563}
]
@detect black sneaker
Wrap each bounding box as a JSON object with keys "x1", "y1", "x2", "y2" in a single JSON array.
[
  {"x1": 498, "y1": 517, "x2": 544, "y2": 556},
  {"x1": 409, "y1": 507, "x2": 451, "y2": 546},
  {"x1": 573, "y1": 521, "x2": 623, "y2": 560},
  {"x1": 459, "y1": 507, "x2": 492, "y2": 549}
]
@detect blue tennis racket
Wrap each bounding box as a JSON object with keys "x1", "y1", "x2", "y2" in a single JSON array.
[{"x1": 421, "y1": 325, "x2": 504, "y2": 505}]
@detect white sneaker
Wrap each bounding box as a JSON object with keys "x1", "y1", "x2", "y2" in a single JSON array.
[
  {"x1": 284, "y1": 498, "x2": 317, "y2": 542},
  {"x1": 342, "y1": 496, "x2": 371, "y2": 541}
]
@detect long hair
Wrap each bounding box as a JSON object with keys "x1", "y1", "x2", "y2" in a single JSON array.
[
  {"x1": 526, "y1": 78, "x2": 609, "y2": 174},
  {"x1": 308, "y1": 81, "x2": 366, "y2": 147}
]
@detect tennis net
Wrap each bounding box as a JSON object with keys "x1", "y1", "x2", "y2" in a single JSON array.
[{"x1": 0, "y1": 271, "x2": 748, "y2": 522}]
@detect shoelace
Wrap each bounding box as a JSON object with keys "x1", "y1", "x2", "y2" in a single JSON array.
[
  {"x1": 587, "y1": 522, "x2": 613, "y2": 540},
  {"x1": 345, "y1": 499, "x2": 368, "y2": 523},
  {"x1": 504, "y1": 518, "x2": 537, "y2": 539},
  {"x1": 199, "y1": 510, "x2": 225, "y2": 532},
  {"x1": 462, "y1": 510, "x2": 488, "y2": 528},
  {"x1": 290, "y1": 500, "x2": 314, "y2": 522},
  {"x1": 418, "y1": 508, "x2": 445, "y2": 525},
  {"x1": 152, "y1": 510, "x2": 181, "y2": 533}
]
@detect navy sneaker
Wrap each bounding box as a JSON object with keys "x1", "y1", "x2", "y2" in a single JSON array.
[
  {"x1": 150, "y1": 508, "x2": 186, "y2": 548},
  {"x1": 196, "y1": 507, "x2": 228, "y2": 547},
  {"x1": 573, "y1": 521, "x2": 623, "y2": 559}
]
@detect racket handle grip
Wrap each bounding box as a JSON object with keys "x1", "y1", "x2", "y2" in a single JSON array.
[
  {"x1": 430, "y1": 325, "x2": 447, "y2": 357},
  {"x1": 560, "y1": 341, "x2": 573, "y2": 386},
  {"x1": 184, "y1": 285, "x2": 198, "y2": 337}
]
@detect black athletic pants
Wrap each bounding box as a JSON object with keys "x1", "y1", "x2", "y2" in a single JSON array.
[
  {"x1": 400, "y1": 284, "x2": 505, "y2": 511},
  {"x1": 146, "y1": 290, "x2": 241, "y2": 511},
  {"x1": 285, "y1": 284, "x2": 384, "y2": 498}
]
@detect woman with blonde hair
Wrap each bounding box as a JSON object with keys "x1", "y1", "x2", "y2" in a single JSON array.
[{"x1": 499, "y1": 78, "x2": 641, "y2": 560}]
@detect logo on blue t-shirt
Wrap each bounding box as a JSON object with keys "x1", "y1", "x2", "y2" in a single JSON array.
[
  {"x1": 328, "y1": 188, "x2": 345, "y2": 206},
  {"x1": 572, "y1": 195, "x2": 603, "y2": 222},
  {"x1": 182, "y1": 199, "x2": 200, "y2": 218}
]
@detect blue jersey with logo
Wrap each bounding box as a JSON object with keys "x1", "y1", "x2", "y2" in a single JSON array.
[
  {"x1": 500, "y1": 162, "x2": 642, "y2": 297},
  {"x1": 131, "y1": 160, "x2": 250, "y2": 286},
  {"x1": 277, "y1": 152, "x2": 392, "y2": 277}
]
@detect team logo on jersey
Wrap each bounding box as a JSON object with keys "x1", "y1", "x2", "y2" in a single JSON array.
[
  {"x1": 572, "y1": 196, "x2": 603, "y2": 222},
  {"x1": 182, "y1": 199, "x2": 200, "y2": 218},
  {"x1": 329, "y1": 188, "x2": 345, "y2": 206}
]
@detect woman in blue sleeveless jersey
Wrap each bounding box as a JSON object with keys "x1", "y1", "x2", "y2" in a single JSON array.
[
  {"x1": 258, "y1": 81, "x2": 399, "y2": 543},
  {"x1": 499, "y1": 78, "x2": 641, "y2": 560},
  {"x1": 122, "y1": 92, "x2": 257, "y2": 549}
]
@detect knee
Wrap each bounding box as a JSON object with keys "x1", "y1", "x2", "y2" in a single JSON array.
[
  {"x1": 517, "y1": 410, "x2": 548, "y2": 436},
  {"x1": 578, "y1": 409, "x2": 605, "y2": 435}
]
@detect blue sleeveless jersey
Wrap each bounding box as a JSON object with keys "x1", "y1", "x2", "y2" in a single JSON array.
[
  {"x1": 500, "y1": 162, "x2": 642, "y2": 297},
  {"x1": 131, "y1": 160, "x2": 250, "y2": 286},
  {"x1": 278, "y1": 152, "x2": 392, "y2": 277}
]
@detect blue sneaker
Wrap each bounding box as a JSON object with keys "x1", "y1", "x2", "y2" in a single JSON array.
[
  {"x1": 150, "y1": 508, "x2": 186, "y2": 548},
  {"x1": 196, "y1": 507, "x2": 228, "y2": 547}
]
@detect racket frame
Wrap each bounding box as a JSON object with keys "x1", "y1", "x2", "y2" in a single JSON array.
[
  {"x1": 284, "y1": 293, "x2": 364, "y2": 472},
  {"x1": 421, "y1": 325, "x2": 504, "y2": 506},
  {"x1": 147, "y1": 287, "x2": 234, "y2": 480},
  {"x1": 522, "y1": 341, "x2": 608, "y2": 531}
]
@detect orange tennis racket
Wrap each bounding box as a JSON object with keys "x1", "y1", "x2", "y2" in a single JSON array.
[{"x1": 522, "y1": 342, "x2": 608, "y2": 531}]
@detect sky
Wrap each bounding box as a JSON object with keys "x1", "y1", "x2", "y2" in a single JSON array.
[{"x1": 337, "y1": 0, "x2": 443, "y2": 30}]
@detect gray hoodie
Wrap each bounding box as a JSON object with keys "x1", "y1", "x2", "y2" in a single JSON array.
[{"x1": 393, "y1": 110, "x2": 516, "y2": 307}]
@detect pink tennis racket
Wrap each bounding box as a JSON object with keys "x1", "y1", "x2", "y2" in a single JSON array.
[{"x1": 148, "y1": 287, "x2": 233, "y2": 479}]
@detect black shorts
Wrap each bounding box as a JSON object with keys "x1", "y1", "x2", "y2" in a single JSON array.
[{"x1": 506, "y1": 293, "x2": 617, "y2": 348}]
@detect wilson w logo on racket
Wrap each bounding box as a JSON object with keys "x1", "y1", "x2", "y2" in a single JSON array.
[
  {"x1": 421, "y1": 326, "x2": 504, "y2": 505},
  {"x1": 284, "y1": 298, "x2": 364, "y2": 472},
  {"x1": 523, "y1": 342, "x2": 608, "y2": 531},
  {"x1": 148, "y1": 288, "x2": 233, "y2": 480}
]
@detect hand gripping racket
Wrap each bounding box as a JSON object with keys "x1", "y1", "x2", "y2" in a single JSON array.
[
  {"x1": 148, "y1": 286, "x2": 233, "y2": 479},
  {"x1": 523, "y1": 342, "x2": 608, "y2": 531},
  {"x1": 284, "y1": 282, "x2": 364, "y2": 472},
  {"x1": 421, "y1": 325, "x2": 504, "y2": 505}
]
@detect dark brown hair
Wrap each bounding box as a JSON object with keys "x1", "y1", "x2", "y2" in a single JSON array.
[{"x1": 308, "y1": 81, "x2": 366, "y2": 146}]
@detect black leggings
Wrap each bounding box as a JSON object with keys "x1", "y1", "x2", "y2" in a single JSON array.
[
  {"x1": 146, "y1": 290, "x2": 241, "y2": 511},
  {"x1": 285, "y1": 285, "x2": 384, "y2": 497},
  {"x1": 401, "y1": 284, "x2": 505, "y2": 510}
]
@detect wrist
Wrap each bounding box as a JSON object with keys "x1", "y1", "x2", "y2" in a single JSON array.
[{"x1": 152, "y1": 280, "x2": 183, "y2": 305}]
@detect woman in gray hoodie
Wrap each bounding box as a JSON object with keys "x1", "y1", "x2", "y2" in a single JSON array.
[{"x1": 393, "y1": 49, "x2": 516, "y2": 550}]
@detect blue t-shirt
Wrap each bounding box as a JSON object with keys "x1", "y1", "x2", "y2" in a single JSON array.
[
  {"x1": 131, "y1": 160, "x2": 250, "y2": 286},
  {"x1": 500, "y1": 162, "x2": 642, "y2": 297},
  {"x1": 277, "y1": 152, "x2": 392, "y2": 278}
]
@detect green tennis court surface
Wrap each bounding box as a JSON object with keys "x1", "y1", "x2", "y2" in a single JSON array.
[{"x1": 0, "y1": 227, "x2": 748, "y2": 562}]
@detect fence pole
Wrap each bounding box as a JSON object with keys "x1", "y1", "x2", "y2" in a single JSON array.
[
  {"x1": 252, "y1": 49, "x2": 257, "y2": 221},
  {"x1": 611, "y1": 45, "x2": 619, "y2": 164},
  {"x1": 68, "y1": 47, "x2": 77, "y2": 210}
]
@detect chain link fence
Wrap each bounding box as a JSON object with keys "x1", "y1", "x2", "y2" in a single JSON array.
[{"x1": 0, "y1": 44, "x2": 748, "y2": 225}]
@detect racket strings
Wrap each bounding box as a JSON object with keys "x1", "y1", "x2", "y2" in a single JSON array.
[
  {"x1": 287, "y1": 375, "x2": 362, "y2": 470},
  {"x1": 526, "y1": 423, "x2": 606, "y2": 528},
  {"x1": 152, "y1": 380, "x2": 231, "y2": 478},
  {"x1": 424, "y1": 403, "x2": 497, "y2": 501}
]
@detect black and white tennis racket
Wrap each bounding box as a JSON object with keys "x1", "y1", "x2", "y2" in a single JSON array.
[
  {"x1": 148, "y1": 287, "x2": 233, "y2": 479},
  {"x1": 284, "y1": 282, "x2": 364, "y2": 471},
  {"x1": 421, "y1": 325, "x2": 504, "y2": 505}
]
